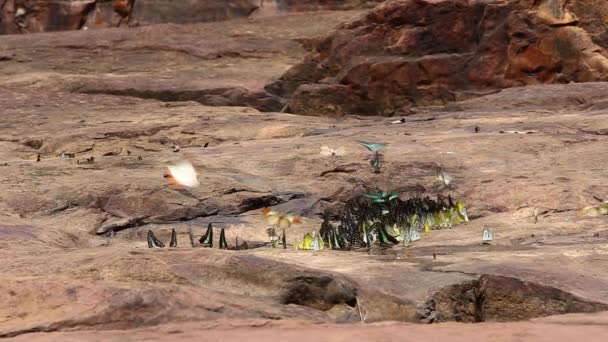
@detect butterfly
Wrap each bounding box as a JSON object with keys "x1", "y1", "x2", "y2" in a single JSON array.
[
  {"x1": 262, "y1": 208, "x2": 302, "y2": 229},
  {"x1": 436, "y1": 169, "x2": 452, "y2": 186},
  {"x1": 370, "y1": 152, "x2": 382, "y2": 173},
  {"x1": 169, "y1": 228, "x2": 177, "y2": 248},
  {"x1": 409, "y1": 229, "x2": 421, "y2": 242},
  {"x1": 147, "y1": 230, "x2": 165, "y2": 248},
  {"x1": 455, "y1": 200, "x2": 469, "y2": 222},
  {"x1": 359, "y1": 141, "x2": 386, "y2": 152},
  {"x1": 219, "y1": 228, "x2": 228, "y2": 249},
  {"x1": 482, "y1": 226, "x2": 494, "y2": 244},
  {"x1": 199, "y1": 223, "x2": 213, "y2": 247},
  {"x1": 166, "y1": 161, "x2": 200, "y2": 188},
  {"x1": 320, "y1": 145, "x2": 346, "y2": 158},
  {"x1": 298, "y1": 231, "x2": 324, "y2": 250},
  {"x1": 366, "y1": 191, "x2": 399, "y2": 203}
]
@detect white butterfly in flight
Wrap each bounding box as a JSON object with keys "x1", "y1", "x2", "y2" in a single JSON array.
[
  {"x1": 320, "y1": 145, "x2": 346, "y2": 159},
  {"x1": 166, "y1": 161, "x2": 200, "y2": 188}
]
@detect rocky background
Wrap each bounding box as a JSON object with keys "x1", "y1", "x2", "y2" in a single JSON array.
[
  {"x1": 0, "y1": 0, "x2": 383, "y2": 34},
  {"x1": 0, "y1": 0, "x2": 607, "y2": 341},
  {"x1": 272, "y1": 0, "x2": 608, "y2": 116}
]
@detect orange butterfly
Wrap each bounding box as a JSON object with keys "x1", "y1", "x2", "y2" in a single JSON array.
[{"x1": 262, "y1": 208, "x2": 302, "y2": 229}]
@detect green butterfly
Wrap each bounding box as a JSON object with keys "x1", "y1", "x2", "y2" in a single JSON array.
[
  {"x1": 366, "y1": 191, "x2": 400, "y2": 203},
  {"x1": 359, "y1": 141, "x2": 386, "y2": 152}
]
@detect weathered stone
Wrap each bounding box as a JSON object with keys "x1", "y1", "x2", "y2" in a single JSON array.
[
  {"x1": 272, "y1": 0, "x2": 608, "y2": 116},
  {"x1": 0, "y1": 0, "x2": 383, "y2": 34},
  {"x1": 1, "y1": 3, "x2": 608, "y2": 340}
]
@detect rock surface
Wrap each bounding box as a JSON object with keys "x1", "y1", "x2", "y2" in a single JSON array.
[
  {"x1": 0, "y1": 2, "x2": 608, "y2": 341},
  {"x1": 6, "y1": 314, "x2": 608, "y2": 342},
  {"x1": 270, "y1": 0, "x2": 608, "y2": 116},
  {"x1": 0, "y1": 0, "x2": 382, "y2": 34}
]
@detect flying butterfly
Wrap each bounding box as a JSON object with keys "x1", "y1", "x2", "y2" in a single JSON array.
[
  {"x1": 262, "y1": 208, "x2": 302, "y2": 229},
  {"x1": 320, "y1": 145, "x2": 346, "y2": 158},
  {"x1": 370, "y1": 152, "x2": 382, "y2": 173},
  {"x1": 359, "y1": 141, "x2": 386, "y2": 152},
  {"x1": 436, "y1": 169, "x2": 453, "y2": 187},
  {"x1": 166, "y1": 160, "x2": 200, "y2": 188}
]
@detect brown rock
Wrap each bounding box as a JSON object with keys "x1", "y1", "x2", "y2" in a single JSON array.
[
  {"x1": 272, "y1": 0, "x2": 608, "y2": 116},
  {"x1": 0, "y1": 0, "x2": 96, "y2": 34},
  {"x1": 1, "y1": 0, "x2": 382, "y2": 34},
  {"x1": 1, "y1": 5, "x2": 608, "y2": 339}
]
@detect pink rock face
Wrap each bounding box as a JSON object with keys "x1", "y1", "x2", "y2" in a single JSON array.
[
  {"x1": 0, "y1": 0, "x2": 97, "y2": 34},
  {"x1": 270, "y1": 0, "x2": 608, "y2": 116},
  {"x1": 0, "y1": 0, "x2": 383, "y2": 34}
]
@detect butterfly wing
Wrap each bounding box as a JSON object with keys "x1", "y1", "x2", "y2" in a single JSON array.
[
  {"x1": 359, "y1": 141, "x2": 372, "y2": 151},
  {"x1": 167, "y1": 161, "x2": 200, "y2": 188},
  {"x1": 482, "y1": 227, "x2": 493, "y2": 241},
  {"x1": 320, "y1": 145, "x2": 334, "y2": 156},
  {"x1": 278, "y1": 216, "x2": 291, "y2": 229},
  {"x1": 388, "y1": 193, "x2": 400, "y2": 201},
  {"x1": 265, "y1": 213, "x2": 281, "y2": 226},
  {"x1": 334, "y1": 146, "x2": 346, "y2": 156}
]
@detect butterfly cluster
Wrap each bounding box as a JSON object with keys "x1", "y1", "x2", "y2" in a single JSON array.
[
  {"x1": 148, "y1": 224, "x2": 230, "y2": 249},
  {"x1": 319, "y1": 193, "x2": 469, "y2": 250}
]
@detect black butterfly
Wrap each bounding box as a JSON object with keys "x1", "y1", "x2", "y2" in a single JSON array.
[
  {"x1": 147, "y1": 230, "x2": 165, "y2": 248},
  {"x1": 147, "y1": 229, "x2": 177, "y2": 248},
  {"x1": 199, "y1": 223, "x2": 213, "y2": 247},
  {"x1": 219, "y1": 228, "x2": 228, "y2": 249}
]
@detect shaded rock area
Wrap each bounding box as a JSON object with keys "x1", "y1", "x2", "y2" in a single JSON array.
[
  {"x1": 0, "y1": 2, "x2": 608, "y2": 341},
  {"x1": 0, "y1": 0, "x2": 383, "y2": 34},
  {"x1": 422, "y1": 275, "x2": 608, "y2": 323},
  {"x1": 270, "y1": 0, "x2": 608, "y2": 116}
]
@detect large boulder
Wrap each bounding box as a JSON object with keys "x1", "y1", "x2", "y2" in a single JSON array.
[{"x1": 268, "y1": 0, "x2": 608, "y2": 116}]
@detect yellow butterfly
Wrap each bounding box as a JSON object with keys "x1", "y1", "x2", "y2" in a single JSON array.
[
  {"x1": 262, "y1": 208, "x2": 302, "y2": 229},
  {"x1": 578, "y1": 203, "x2": 608, "y2": 216}
]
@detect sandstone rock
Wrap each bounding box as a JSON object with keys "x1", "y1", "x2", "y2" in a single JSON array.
[
  {"x1": 0, "y1": 10, "x2": 363, "y2": 111},
  {"x1": 0, "y1": 0, "x2": 96, "y2": 34},
  {"x1": 0, "y1": 0, "x2": 382, "y2": 34},
  {"x1": 1, "y1": 4, "x2": 608, "y2": 340},
  {"x1": 271, "y1": 0, "x2": 608, "y2": 116}
]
